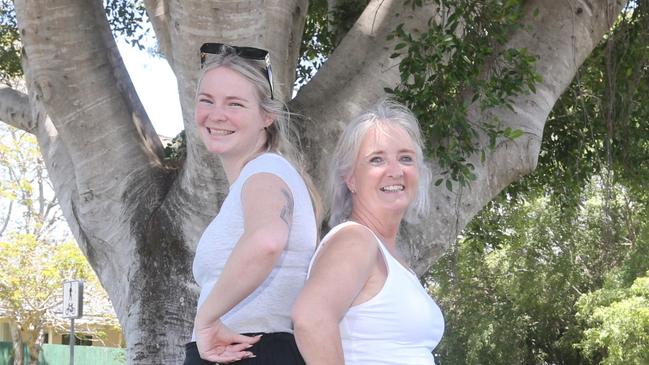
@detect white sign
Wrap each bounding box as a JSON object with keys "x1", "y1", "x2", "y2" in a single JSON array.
[{"x1": 63, "y1": 281, "x2": 84, "y2": 319}]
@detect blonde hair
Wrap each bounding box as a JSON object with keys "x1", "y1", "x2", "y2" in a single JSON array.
[
  {"x1": 197, "y1": 48, "x2": 323, "y2": 223},
  {"x1": 328, "y1": 98, "x2": 431, "y2": 226}
]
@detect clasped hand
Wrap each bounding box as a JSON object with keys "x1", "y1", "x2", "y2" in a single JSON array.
[{"x1": 196, "y1": 319, "x2": 261, "y2": 363}]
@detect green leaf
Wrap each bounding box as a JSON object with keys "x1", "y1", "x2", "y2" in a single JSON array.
[{"x1": 508, "y1": 129, "x2": 524, "y2": 139}]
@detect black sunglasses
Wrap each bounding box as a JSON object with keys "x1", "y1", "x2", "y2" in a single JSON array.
[{"x1": 200, "y1": 43, "x2": 275, "y2": 100}]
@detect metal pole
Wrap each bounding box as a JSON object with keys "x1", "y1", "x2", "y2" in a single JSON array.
[{"x1": 69, "y1": 317, "x2": 75, "y2": 365}]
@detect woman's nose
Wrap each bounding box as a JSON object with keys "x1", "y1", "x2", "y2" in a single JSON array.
[
  {"x1": 386, "y1": 160, "x2": 404, "y2": 178},
  {"x1": 208, "y1": 106, "x2": 226, "y2": 121}
]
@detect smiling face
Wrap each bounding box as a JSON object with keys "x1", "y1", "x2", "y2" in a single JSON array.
[
  {"x1": 195, "y1": 66, "x2": 272, "y2": 161},
  {"x1": 346, "y1": 123, "x2": 420, "y2": 219}
]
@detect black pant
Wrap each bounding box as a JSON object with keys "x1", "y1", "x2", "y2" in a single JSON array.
[{"x1": 184, "y1": 332, "x2": 305, "y2": 365}]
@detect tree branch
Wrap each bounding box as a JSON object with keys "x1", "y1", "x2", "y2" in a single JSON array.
[
  {"x1": 13, "y1": 0, "x2": 168, "y2": 261},
  {"x1": 14, "y1": 0, "x2": 164, "y2": 183},
  {"x1": 0, "y1": 86, "x2": 34, "y2": 132},
  {"x1": 0, "y1": 201, "x2": 13, "y2": 237},
  {"x1": 457, "y1": 0, "x2": 625, "y2": 207},
  {"x1": 37, "y1": 164, "x2": 45, "y2": 219},
  {"x1": 143, "y1": 0, "x2": 173, "y2": 68}
]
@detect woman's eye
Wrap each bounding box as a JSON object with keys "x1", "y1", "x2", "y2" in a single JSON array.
[
  {"x1": 229, "y1": 102, "x2": 244, "y2": 108},
  {"x1": 369, "y1": 156, "x2": 383, "y2": 164},
  {"x1": 400, "y1": 155, "x2": 415, "y2": 164},
  {"x1": 198, "y1": 98, "x2": 213, "y2": 104}
]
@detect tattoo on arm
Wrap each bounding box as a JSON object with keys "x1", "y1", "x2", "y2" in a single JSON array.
[{"x1": 280, "y1": 188, "x2": 294, "y2": 228}]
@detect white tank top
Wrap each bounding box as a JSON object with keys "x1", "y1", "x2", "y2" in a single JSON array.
[
  {"x1": 192, "y1": 153, "x2": 317, "y2": 338},
  {"x1": 308, "y1": 222, "x2": 444, "y2": 364}
]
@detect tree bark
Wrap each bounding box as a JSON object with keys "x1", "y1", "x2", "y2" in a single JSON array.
[
  {"x1": 3, "y1": 0, "x2": 625, "y2": 363},
  {"x1": 0, "y1": 87, "x2": 33, "y2": 132},
  {"x1": 9, "y1": 321, "x2": 24, "y2": 365},
  {"x1": 26, "y1": 326, "x2": 42, "y2": 365}
]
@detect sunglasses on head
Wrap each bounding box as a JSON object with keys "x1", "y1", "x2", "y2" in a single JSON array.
[{"x1": 200, "y1": 42, "x2": 275, "y2": 100}]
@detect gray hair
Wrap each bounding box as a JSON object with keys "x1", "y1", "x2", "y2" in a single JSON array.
[
  {"x1": 328, "y1": 99, "x2": 431, "y2": 227},
  {"x1": 197, "y1": 47, "x2": 322, "y2": 222}
]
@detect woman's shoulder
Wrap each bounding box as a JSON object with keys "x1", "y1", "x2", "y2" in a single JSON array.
[
  {"x1": 321, "y1": 222, "x2": 379, "y2": 251},
  {"x1": 310, "y1": 222, "x2": 380, "y2": 274},
  {"x1": 249, "y1": 152, "x2": 293, "y2": 168},
  {"x1": 242, "y1": 153, "x2": 298, "y2": 179}
]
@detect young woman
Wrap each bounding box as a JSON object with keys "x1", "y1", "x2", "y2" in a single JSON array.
[
  {"x1": 292, "y1": 99, "x2": 444, "y2": 364},
  {"x1": 184, "y1": 43, "x2": 319, "y2": 365}
]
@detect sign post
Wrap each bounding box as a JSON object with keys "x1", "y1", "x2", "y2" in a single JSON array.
[{"x1": 63, "y1": 281, "x2": 83, "y2": 365}]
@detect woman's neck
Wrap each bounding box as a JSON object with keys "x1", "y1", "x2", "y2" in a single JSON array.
[
  {"x1": 220, "y1": 149, "x2": 266, "y2": 185},
  {"x1": 349, "y1": 207, "x2": 402, "y2": 248}
]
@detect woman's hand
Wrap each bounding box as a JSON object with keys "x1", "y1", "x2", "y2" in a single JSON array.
[
  {"x1": 193, "y1": 173, "x2": 291, "y2": 362},
  {"x1": 195, "y1": 319, "x2": 261, "y2": 363}
]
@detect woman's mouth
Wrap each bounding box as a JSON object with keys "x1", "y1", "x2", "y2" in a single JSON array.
[{"x1": 207, "y1": 127, "x2": 234, "y2": 135}]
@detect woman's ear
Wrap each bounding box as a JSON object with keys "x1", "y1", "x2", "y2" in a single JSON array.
[
  {"x1": 345, "y1": 174, "x2": 357, "y2": 194},
  {"x1": 263, "y1": 112, "x2": 274, "y2": 128}
]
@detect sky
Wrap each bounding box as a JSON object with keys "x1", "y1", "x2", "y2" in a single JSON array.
[{"x1": 117, "y1": 40, "x2": 184, "y2": 138}]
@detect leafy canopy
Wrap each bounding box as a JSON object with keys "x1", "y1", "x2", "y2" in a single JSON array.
[{"x1": 428, "y1": 3, "x2": 649, "y2": 364}]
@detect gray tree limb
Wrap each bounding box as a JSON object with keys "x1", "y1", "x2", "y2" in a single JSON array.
[{"x1": 0, "y1": 86, "x2": 33, "y2": 132}]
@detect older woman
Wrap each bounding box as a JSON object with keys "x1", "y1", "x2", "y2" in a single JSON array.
[{"x1": 292, "y1": 99, "x2": 444, "y2": 364}]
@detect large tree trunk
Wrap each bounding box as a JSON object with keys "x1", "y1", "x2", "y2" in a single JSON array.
[{"x1": 1, "y1": 0, "x2": 624, "y2": 363}]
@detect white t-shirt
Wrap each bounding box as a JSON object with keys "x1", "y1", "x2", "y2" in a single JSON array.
[
  {"x1": 308, "y1": 221, "x2": 445, "y2": 364},
  {"x1": 192, "y1": 153, "x2": 317, "y2": 338}
]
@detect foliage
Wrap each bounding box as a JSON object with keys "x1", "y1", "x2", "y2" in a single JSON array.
[
  {"x1": 389, "y1": 0, "x2": 540, "y2": 190},
  {"x1": 163, "y1": 130, "x2": 186, "y2": 164},
  {"x1": 0, "y1": 234, "x2": 94, "y2": 318},
  {"x1": 0, "y1": 233, "x2": 119, "y2": 362},
  {"x1": 429, "y1": 180, "x2": 649, "y2": 365},
  {"x1": 0, "y1": 124, "x2": 60, "y2": 239},
  {"x1": 104, "y1": 0, "x2": 149, "y2": 50},
  {"x1": 295, "y1": 0, "x2": 335, "y2": 88},
  {"x1": 576, "y1": 272, "x2": 649, "y2": 365},
  {"x1": 429, "y1": 5, "x2": 649, "y2": 363},
  {"x1": 0, "y1": 0, "x2": 20, "y2": 84}
]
